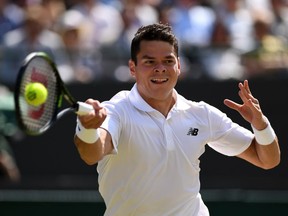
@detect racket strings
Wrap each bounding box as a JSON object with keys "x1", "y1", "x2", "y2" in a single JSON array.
[{"x1": 17, "y1": 57, "x2": 59, "y2": 134}]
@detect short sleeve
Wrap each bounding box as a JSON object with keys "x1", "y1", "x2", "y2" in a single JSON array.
[{"x1": 205, "y1": 103, "x2": 254, "y2": 156}]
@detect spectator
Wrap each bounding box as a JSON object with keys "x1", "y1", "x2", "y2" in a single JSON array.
[
  {"x1": 71, "y1": 0, "x2": 124, "y2": 49},
  {"x1": 69, "y1": 0, "x2": 124, "y2": 80},
  {"x1": 55, "y1": 9, "x2": 100, "y2": 83},
  {"x1": 0, "y1": 85, "x2": 21, "y2": 183},
  {"x1": 126, "y1": 0, "x2": 159, "y2": 26},
  {"x1": 270, "y1": 0, "x2": 288, "y2": 44},
  {"x1": 214, "y1": 0, "x2": 255, "y2": 53},
  {"x1": 0, "y1": 0, "x2": 22, "y2": 44},
  {"x1": 168, "y1": 0, "x2": 216, "y2": 47},
  {"x1": 107, "y1": 0, "x2": 159, "y2": 82},
  {"x1": 167, "y1": 0, "x2": 216, "y2": 79},
  {"x1": 200, "y1": 14, "x2": 245, "y2": 80},
  {"x1": 241, "y1": 12, "x2": 288, "y2": 78},
  {"x1": 0, "y1": 3, "x2": 73, "y2": 87}
]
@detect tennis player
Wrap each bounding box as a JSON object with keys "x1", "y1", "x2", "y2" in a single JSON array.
[{"x1": 74, "y1": 23, "x2": 280, "y2": 216}]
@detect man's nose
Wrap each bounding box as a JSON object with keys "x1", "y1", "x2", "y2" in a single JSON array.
[{"x1": 154, "y1": 64, "x2": 166, "y2": 73}]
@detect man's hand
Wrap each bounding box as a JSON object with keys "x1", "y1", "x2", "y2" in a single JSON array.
[
  {"x1": 224, "y1": 80, "x2": 267, "y2": 130},
  {"x1": 77, "y1": 99, "x2": 107, "y2": 129}
]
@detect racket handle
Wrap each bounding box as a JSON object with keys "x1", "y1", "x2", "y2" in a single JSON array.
[{"x1": 76, "y1": 102, "x2": 94, "y2": 115}]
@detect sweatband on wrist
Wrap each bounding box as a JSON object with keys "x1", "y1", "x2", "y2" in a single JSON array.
[
  {"x1": 76, "y1": 120, "x2": 100, "y2": 144},
  {"x1": 252, "y1": 123, "x2": 276, "y2": 145}
]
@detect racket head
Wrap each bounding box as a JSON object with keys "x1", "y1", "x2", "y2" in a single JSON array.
[{"x1": 14, "y1": 52, "x2": 65, "y2": 135}]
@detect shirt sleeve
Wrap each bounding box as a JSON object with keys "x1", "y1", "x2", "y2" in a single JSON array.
[
  {"x1": 100, "y1": 91, "x2": 130, "y2": 154},
  {"x1": 205, "y1": 103, "x2": 254, "y2": 156}
]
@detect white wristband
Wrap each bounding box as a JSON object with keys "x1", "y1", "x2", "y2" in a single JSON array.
[
  {"x1": 252, "y1": 122, "x2": 276, "y2": 145},
  {"x1": 76, "y1": 119, "x2": 100, "y2": 144}
]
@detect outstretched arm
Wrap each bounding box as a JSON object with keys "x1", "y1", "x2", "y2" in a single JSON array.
[
  {"x1": 74, "y1": 99, "x2": 113, "y2": 165},
  {"x1": 224, "y1": 80, "x2": 280, "y2": 169}
]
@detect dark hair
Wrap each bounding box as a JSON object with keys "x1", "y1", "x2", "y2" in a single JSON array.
[{"x1": 131, "y1": 23, "x2": 179, "y2": 64}]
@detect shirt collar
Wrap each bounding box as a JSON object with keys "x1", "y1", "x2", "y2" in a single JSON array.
[{"x1": 128, "y1": 84, "x2": 191, "y2": 113}]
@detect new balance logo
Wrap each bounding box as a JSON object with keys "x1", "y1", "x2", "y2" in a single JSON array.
[{"x1": 187, "y1": 128, "x2": 199, "y2": 136}]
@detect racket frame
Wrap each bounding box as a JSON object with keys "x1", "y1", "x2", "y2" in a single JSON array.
[{"x1": 14, "y1": 52, "x2": 82, "y2": 135}]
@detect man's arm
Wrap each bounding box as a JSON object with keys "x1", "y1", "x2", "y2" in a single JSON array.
[
  {"x1": 224, "y1": 80, "x2": 281, "y2": 169},
  {"x1": 74, "y1": 128, "x2": 114, "y2": 165},
  {"x1": 237, "y1": 136, "x2": 280, "y2": 169},
  {"x1": 73, "y1": 99, "x2": 113, "y2": 165}
]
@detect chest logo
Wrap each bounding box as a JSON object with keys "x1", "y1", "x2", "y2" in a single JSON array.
[{"x1": 187, "y1": 128, "x2": 199, "y2": 136}]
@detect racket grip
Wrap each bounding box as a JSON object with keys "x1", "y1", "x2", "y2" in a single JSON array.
[{"x1": 76, "y1": 102, "x2": 94, "y2": 115}]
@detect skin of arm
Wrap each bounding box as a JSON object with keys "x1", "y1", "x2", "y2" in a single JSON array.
[
  {"x1": 74, "y1": 99, "x2": 113, "y2": 165},
  {"x1": 0, "y1": 150, "x2": 21, "y2": 182},
  {"x1": 224, "y1": 80, "x2": 280, "y2": 169}
]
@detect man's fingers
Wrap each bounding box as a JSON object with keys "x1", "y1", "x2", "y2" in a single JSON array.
[
  {"x1": 239, "y1": 81, "x2": 258, "y2": 104},
  {"x1": 244, "y1": 80, "x2": 251, "y2": 94},
  {"x1": 224, "y1": 99, "x2": 240, "y2": 111}
]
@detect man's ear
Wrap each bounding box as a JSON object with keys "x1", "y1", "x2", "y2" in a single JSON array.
[
  {"x1": 177, "y1": 57, "x2": 181, "y2": 76},
  {"x1": 129, "y1": 60, "x2": 136, "y2": 77}
]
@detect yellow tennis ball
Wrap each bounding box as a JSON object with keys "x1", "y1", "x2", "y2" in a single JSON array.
[{"x1": 24, "y1": 82, "x2": 48, "y2": 106}]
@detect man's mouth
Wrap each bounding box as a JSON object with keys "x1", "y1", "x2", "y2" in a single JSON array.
[{"x1": 151, "y1": 78, "x2": 168, "y2": 84}]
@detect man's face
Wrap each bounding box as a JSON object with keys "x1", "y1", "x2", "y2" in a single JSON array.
[{"x1": 129, "y1": 40, "x2": 180, "y2": 104}]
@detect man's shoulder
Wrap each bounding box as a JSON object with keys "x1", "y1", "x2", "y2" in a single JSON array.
[
  {"x1": 102, "y1": 90, "x2": 131, "y2": 109},
  {"x1": 177, "y1": 93, "x2": 210, "y2": 109},
  {"x1": 176, "y1": 94, "x2": 223, "y2": 116},
  {"x1": 110, "y1": 90, "x2": 130, "y2": 102}
]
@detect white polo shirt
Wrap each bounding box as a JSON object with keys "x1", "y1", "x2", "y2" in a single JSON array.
[{"x1": 98, "y1": 84, "x2": 253, "y2": 216}]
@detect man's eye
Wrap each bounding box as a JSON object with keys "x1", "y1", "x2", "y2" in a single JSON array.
[
  {"x1": 165, "y1": 60, "x2": 174, "y2": 64},
  {"x1": 144, "y1": 60, "x2": 154, "y2": 64}
]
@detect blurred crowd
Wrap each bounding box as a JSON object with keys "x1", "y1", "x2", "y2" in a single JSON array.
[{"x1": 1, "y1": 0, "x2": 288, "y2": 87}]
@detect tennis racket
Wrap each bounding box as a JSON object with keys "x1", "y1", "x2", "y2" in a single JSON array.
[{"x1": 14, "y1": 52, "x2": 93, "y2": 136}]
